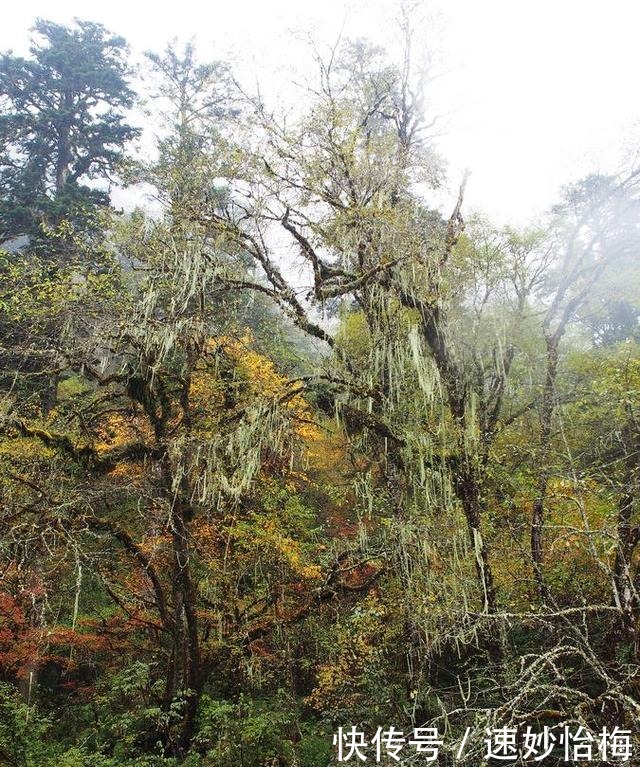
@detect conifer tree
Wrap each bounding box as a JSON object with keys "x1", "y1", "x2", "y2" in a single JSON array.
[{"x1": 0, "y1": 18, "x2": 138, "y2": 248}]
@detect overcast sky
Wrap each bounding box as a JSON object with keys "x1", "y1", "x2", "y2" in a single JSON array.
[{"x1": 3, "y1": 0, "x2": 640, "y2": 224}]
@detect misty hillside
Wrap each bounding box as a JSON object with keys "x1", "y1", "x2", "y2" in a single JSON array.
[{"x1": 0, "y1": 8, "x2": 639, "y2": 767}]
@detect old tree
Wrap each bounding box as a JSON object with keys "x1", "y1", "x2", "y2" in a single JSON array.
[{"x1": 0, "y1": 18, "x2": 639, "y2": 767}]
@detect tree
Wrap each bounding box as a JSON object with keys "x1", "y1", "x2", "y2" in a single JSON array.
[
  {"x1": 2, "y1": 16, "x2": 640, "y2": 767},
  {"x1": 530, "y1": 174, "x2": 640, "y2": 598},
  {"x1": 206, "y1": 36, "x2": 506, "y2": 617},
  {"x1": 0, "y1": 18, "x2": 139, "y2": 248},
  {"x1": 0, "y1": 43, "x2": 382, "y2": 761}
]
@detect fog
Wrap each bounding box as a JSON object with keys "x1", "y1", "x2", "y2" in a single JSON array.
[{"x1": 3, "y1": 0, "x2": 639, "y2": 223}]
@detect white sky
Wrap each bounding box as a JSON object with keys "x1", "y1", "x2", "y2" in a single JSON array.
[{"x1": 2, "y1": 0, "x2": 640, "y2": 224}]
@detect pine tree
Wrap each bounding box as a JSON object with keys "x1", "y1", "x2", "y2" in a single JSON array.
[{"x1": 0, "y1": 18, "x2": 139, "y2": 248}]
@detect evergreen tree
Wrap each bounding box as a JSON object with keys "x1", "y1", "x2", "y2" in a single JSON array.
[{"x1": 0, "y1": 18, "x2": 139, "y2": 248}]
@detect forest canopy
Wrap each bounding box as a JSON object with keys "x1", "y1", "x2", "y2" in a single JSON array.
[{"x1": 0, "y1": 13, "x2": 639, "y2": 767}]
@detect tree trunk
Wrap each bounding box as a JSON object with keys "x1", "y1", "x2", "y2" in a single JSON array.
[
  {"x1": 170, "y1": 500, "x2": 202, "y2": 753},
  {"x1": 455, "y1": 462, "x2": 497, "y2": 614},
  {"x1": 613, "y1": 430, "x2": 639, "y2": 653},
  {"x1": 153, "y1": 403, "x2": 202, "y2": 755},
  {"x1": 531, "y1": 335, "x2": 558, "y2": 600},
  {"x1": 155, "y1": 441, "x2": 202, "y2": 756},
  {"x1": 613, "y1": 490, "x2": 638, "y2": 622},
  {"x1": 55, "y1": 91, "x2": 73, "y2": 194}
]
